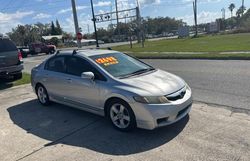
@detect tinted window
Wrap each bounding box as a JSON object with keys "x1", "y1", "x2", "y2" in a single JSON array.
[
  {"x1": 90, "y1": 52, "x2": 153, "y2": 78},
  {"x1": 65, "y1": 56, "x2": 106, "y2": 81},
  {"x1": 46, "y1": 56, "x2": 66, "y2": 73},
  {"x1": 0, "y1": 39, "x2": 17, "y2": 52}
]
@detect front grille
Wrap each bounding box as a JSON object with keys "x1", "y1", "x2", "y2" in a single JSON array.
[{"x1": 166, "y1": 87, "x2": 186, "y2": 101}]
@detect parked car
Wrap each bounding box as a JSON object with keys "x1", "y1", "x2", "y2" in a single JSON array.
[
  {"x1": 17, "y1": 46, "x2": 30, "y2": 58},
  {"x1": 0, "y1": 37, "x2": 23, "y2": 81},
  {"x1": 31, "y1": 49, "x2": 192, "y2": 131},
  {"x1": 29, "y1": 43, "x2": 56, "y2": 55}
]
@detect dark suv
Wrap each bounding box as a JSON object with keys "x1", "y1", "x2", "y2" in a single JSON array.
[{"x1": 0, "y1": 37, "x2": 23, "y2": 81}]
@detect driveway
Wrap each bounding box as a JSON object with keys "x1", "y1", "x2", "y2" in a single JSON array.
[{"x1": 0, "y1": 85, "x2": 249, "y2": 161}]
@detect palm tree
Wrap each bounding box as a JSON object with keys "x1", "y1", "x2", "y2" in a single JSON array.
[
  {"x1": 228, "y1": 3, "x2": 236, "y2": 18},
  {"x1": 236, "y1": 6, "x2": 246, "y2": 18}
]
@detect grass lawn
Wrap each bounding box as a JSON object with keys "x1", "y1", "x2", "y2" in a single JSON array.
[
  {"x1": 113, "y1": 33, "x2": 250, "y2": 53},
  {"x1": 0, "y1": 73, "x2": 31, "y2": 90},
  {"x1": 130, "y1": 53, "x2": 250, "y2": 59}
]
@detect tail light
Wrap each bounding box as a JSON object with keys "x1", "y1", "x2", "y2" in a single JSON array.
[{"x1": 18, "y1": 51, "x2": 23, "y2": 62}]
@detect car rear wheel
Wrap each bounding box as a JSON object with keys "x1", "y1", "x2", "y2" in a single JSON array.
[
  {"x1": 108, "y1": 99, "x2": 136, "y2": 131},
  {"x1": 36, "y1": 85, "x2": 50, "y2": 106}
]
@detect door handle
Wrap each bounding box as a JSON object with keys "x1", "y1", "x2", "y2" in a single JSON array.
[{"x1": 66, "y1": 78, "x2": 72, "y2": 83}]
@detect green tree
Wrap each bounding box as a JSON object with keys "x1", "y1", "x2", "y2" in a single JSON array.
[
  {"x1": 228, "y1": 3, "x2": 235, "y2": 18},
  {"x1": 55, "y1": 19, "x2": 63, "y2": 35},
  {"x1": 51, "y1": 21, "x2": 57, "y2": 35},
  {"x1": 236, "y1": 6, "x2": 246, "y2": 18}
]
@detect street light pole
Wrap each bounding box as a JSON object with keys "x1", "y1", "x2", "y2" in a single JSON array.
[
  {"x1": 90, "y1": 0, "x2": 99, "y2": 47},
  {"x1": 193, "y1": 0, "x2": 198, "y2": 37},
  {"x1": 71, "y1": 0, "x2": 81, "y2": 48}
]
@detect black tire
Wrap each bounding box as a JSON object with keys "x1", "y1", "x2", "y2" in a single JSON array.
[
  {"x1": 13, "y1": 72, "x2": 22, "y2": 80},
  {"x1": 49, "y1": 49, "x2": 55, "y2": 54},
  {"x1": 36, "y1": 84, "x2": 50, "y2": 106},
  {"x1": 21, "y1": 52, "x2": 27, "y2": 58},
  {"x1": 107, "y1": 99, "x2": 136, "y2": 132}
]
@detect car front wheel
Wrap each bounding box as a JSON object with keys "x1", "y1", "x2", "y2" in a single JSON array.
[
  {"x1": 108, "y1": 99, "x2": 136, "y2": 131},
  {"x1": 36, "y1": 85, "x2": 50, "y2": 106}
]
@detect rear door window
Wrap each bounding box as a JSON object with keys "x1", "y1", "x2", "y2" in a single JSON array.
[
  {"x1": 65, "y1": 56, "x2": 106, "y2": 81},
  {"x1": 0, "y1": 39, "x2": 17, "y2": 52},
  {"x1": 45, "y1": 56, "x2": 66, "y2": 73}
]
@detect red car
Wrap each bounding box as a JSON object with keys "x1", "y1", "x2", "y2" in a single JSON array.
[{"x1": 29, "y1": 43, "x2": 56, "y2": 55}]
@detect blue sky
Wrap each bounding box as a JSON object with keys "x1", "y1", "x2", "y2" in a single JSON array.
[{"x1": 0, "y1": 0, "x2": 249, "y2": 34}]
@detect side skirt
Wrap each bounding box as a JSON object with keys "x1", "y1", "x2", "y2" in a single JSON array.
[{"x1": 50, "y1": 95, "x2": 105, "y2": 116}]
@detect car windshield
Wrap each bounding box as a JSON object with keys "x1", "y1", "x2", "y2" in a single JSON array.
[{"x1": 90, "y1": 52, "x2": 155, "y2": 78}]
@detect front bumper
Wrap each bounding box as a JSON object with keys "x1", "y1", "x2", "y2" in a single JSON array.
[{"x1": 130, "y1": 88, "x2": 192, "y2": 130}]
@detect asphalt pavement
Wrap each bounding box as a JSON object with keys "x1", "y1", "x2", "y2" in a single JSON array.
[
  {"x1": 0, "y1": 85, "x2": 249, "y2": 161},
  {"x1": 23, "y1": 55, "x2": 250, "y2": 113}
]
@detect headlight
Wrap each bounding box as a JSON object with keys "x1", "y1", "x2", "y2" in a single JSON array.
[{"x1": 134, "y1": 96, "x2": 169, "y2": 104}]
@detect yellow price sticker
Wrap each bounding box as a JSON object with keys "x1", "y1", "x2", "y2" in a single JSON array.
[{"x1": 95, "y1": 57, "x2": 119, "y2": 66}]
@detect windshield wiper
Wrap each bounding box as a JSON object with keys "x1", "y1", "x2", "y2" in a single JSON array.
[
  {"x1": 118, "y1": 68, "x2": 155, "y2": 79},
  {"x1": 130, "y1": 68, "x2": 155, "y2": 75}
]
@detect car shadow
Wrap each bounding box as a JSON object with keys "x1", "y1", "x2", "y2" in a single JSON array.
[
  {"x1": 7, "y1": 99, "x2": 189, "y2": 155},
  {"x1": 0, "y1": 80, "x2": 14, "y2": 90}
]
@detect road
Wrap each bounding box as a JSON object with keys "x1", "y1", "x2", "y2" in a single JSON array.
[
  {"x1": 144, "y1": 59, "x2": 250, "y2": 113},
  {"x1": 24, "y1": 56, "x2": 250, "y2": 113}
]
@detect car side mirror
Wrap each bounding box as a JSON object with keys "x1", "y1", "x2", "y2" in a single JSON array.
[{"x1": 81, "y1": 72, "x2": 95, "y2": 80}]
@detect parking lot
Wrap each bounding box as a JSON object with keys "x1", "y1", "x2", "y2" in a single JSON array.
[
  {"x1": 1, "y1": 73, "x2": 250, "y2": 161},
  {"x1": 1, "y1": 54, "x2": 250, "y2": 161}
]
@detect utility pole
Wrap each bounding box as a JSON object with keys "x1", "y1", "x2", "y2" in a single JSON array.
[
  {"x1": 193, "y1": 0, "x2": 198, "y2": 37},
  {"x1": 136, "y1": 6, "x2": 141, "y2": 43},
  {"x1": 135, "y1": 0, "x2": 144, "y2": 46},
  {"x1": 90, "y1": 0, "x2": 99, "y2": 47},
  {"x1": 242, "y1": 0, "x2": 245, "y2": 17},
  {"x1": 71, "y1": 0, "x2": 81, "y2": 48},
  {"x1": 221, "y1": 8, "x2": 225, "y2": 19},
  {"x1": 115, "y1": 0, "x2": 119, "y2": 27},
  {"x1": 115, "y1": 0, "x2": 120, "y2": 40},
  {"x1": 87, "y1": 24, "x2": 90, "y2": 34}
]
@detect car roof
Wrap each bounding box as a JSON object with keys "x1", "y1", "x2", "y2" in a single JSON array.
[{"x1": 58, "y1": 49, "x2": 119, "y2": 57}]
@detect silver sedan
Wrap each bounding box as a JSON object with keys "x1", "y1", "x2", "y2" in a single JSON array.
[{"x1": 31, "y1": 49, "x2": 192, "y2": 131}]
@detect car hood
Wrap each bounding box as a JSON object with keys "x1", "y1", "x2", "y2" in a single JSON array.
[{"x1": 116, "y1": 69, "x2": 186, "y2": 96}]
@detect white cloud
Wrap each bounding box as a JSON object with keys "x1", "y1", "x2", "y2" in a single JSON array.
[
  {"x1": 178, "y1": 10, "x2": 231, "y2": 25},
  {"x1": 183, "y1": 0, "x2": 222, "y2": 3},
  {"x1": 94, "y1": 1, "x2": 112, "y2": 7},
  {"x1": 61, "y1": 14, "x2": 94, "y2": 34},
  {"x1": 57, "y1": 5, "x2": 88, "y2": 14},
  {"x1": 33, "y1": 13, "x2": 51, "y2": 19},
  {"x1": 139, "y1": 0, "x2": 161, "y2": 5},
  {"x1": 57, "y1": 1, "x2": 111, "y2": 14},
  {"x1": 0, "y1": 11, "x2": 34, "y2": 22},
  {"x1": 0, "y1": 11, "x2": 34, "y2": 34}
]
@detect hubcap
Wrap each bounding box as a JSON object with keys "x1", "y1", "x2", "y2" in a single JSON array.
[
  {"x1": 110, "y1": 103, "x2": 130, "y2": 129},
  {"x1": 37, "y1": 87, "x2": 47, "y2": 104}
]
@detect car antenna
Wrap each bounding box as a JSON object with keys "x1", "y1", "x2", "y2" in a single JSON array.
[
  {"x1": 55, "y1": 50, "x2": 60, "y2": 55},
  {"x1": 72, "y1": 49, "x2": 78, "y2": 55}
]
